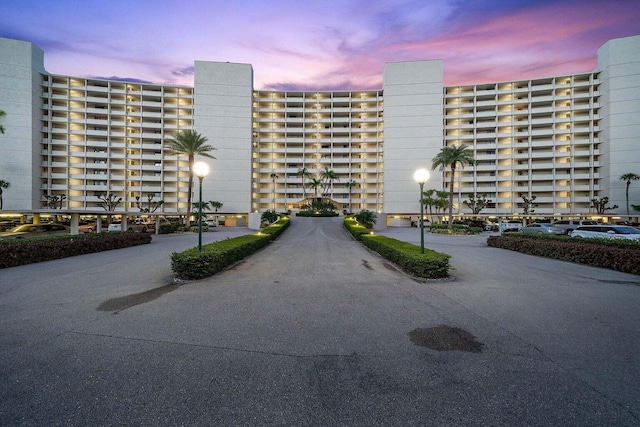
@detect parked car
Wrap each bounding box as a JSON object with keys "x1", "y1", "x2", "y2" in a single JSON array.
[
  {"x1": 108, "y1": 219, "x2": 155, "y2": 233},
  {"x1": 107, "y1": 221, "x2": 122, "y2": 232},
  {"x1": 551, "y1": 220, "x2": 598, "y2": 235},
  {"x1": 570, "y1": 225, "x2": 640, "y2": 241},
  {"x1": 0, "y1": 223, "x2": 71, "y2": 240},
  {"x1": 483, "y1": 221, "x2": 499, "y2": 232},
  {"x1": 502, "y1": 220, "x2": 523, "y2": 232},
  {"x1": 0, "y1": 220, "x2": 20, "y2": 232},
  {"x1": 78, "y1": 220, "x2": 97, "y2": 233},
  {"x1": 521, "y1": 223, "x2": 565, "y2": 235}
]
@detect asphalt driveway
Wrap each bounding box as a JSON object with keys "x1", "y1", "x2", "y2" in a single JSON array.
[{"x1": 1, "y1": 217, "x2": 639, "y2": 425}]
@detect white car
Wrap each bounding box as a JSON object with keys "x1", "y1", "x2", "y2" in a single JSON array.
[
  {"x1": 107, "y1": 221, "x2": 122, "y2": 232},
  {"x1": 570, "y1": 225, "x2": 640, "y2": 241}
]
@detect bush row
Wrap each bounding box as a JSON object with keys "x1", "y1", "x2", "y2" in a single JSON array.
[
  {"x1": 296, "y1": 211, "x2": 339, "y2": 217},
  {"x1": 171, "y1": 216, "x2": 290, "y2": 280},
  {"x1": 343, "y1": 216, "x2": 450, "y2": 279},
  {"x1": 0, "y1": 232, "x2": 152, "y2": 269},
  {"x1": 487, "y1": 234, "x2": 640, "y2": 275},
  {"x1": 430, "y1": 223, "x2": 482, "y2": 235}
]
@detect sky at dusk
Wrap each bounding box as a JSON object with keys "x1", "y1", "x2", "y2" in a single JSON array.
[{"x1": 2, "y1": 0, "x2": 640, "y2": 90}]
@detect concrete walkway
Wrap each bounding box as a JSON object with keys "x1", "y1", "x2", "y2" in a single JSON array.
[{"x1": 1, "y1": 217, "x2": 639, "y2": 425}]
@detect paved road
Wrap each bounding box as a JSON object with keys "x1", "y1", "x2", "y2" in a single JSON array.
[{"x1": 1, "y1": 218, "x2": 639, "y2": 425}]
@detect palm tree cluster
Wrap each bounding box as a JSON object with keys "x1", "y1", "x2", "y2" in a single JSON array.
[
  {"x1": 422, "y1": 189, "x2": 449, "y2": 221},
  {"x1": 298, "y1": 166, "x2": 340, "y2": 207}
]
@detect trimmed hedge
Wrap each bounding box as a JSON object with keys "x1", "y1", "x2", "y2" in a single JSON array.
[
  {"x1": 344, "y1": 216, "x2": 450, "y2": 279},
  {"x1": 430, "y1": 223, "x2": 482, "y2": 235},
  {"x1": 0, "y1": 232, "x2": 152, "y2": 269},
  {"x1": 171, "y1": 216, "x2": 290, "y2": 280},
  {"x1": 343, "y1": 216, "x2": 372, "y2": 240},
  {"x1": 296, "y1": 211, "x2": 339, "y2": 217},
  {"x1": 487, "y1": 234, "x2": 640, "y2": 275}
]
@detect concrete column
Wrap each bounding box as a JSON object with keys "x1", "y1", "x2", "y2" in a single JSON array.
[{"x1": 70, "y1": 213, "x2": 80, "y2": 235}]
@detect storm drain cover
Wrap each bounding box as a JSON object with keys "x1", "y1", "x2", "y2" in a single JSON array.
[{"x1": 408, "y1": 325, "x2": 483, "y2": 353}]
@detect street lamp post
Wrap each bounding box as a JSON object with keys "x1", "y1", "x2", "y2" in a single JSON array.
[
  {"x1": 194, "y1": 161, "x2": 210, "y2": 251},
  {"x1": 413, "y1": 168, "x2": 430, "y2": 254}
]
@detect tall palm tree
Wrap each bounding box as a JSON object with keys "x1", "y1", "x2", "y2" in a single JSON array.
[
  {"x1": 297, "y1": 167, "x2": 311, "y2": 204},
  {"x1": 0, "y1": 109, "x2": 6, "y2": 134},
  {"x1": 320, "y1": 167, "x2": 339, "y2": 202},
  {"x1": 270, "y1": 173, "x2": 278, "y2": 211},
  {"x1": 167, "y1": 130, "x2": 215, "y2": 227},
  {"x1": 0, "y1": 180, "x2": 9, "y2": 210},
  {"x1": 345, "y1": 179, "x2": 357, "y2": 213},
  {"x1": 307, "y1": 177, "x2": 322, "y2": 202},
  {"x1": 620, "y1": 173, "x2": 640, "y2": 218},
  {"x1": 432, "y1": 144, "x2": 476, "y2": 229}
]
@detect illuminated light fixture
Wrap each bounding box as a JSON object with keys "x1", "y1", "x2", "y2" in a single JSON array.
[
  {"x1": 194, "y1": 161, "x2": 209, "y2": 251},
  {"x1": 413, "y1": 168, "x2": 430, "y2": 254}
]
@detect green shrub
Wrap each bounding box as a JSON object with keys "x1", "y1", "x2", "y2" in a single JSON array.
[
  {"x1": 344, "y1": 216, "x2": 450, "y2": 279},
  {"x1": 360, "y1": 234, "x2": 450, "y2": 279},
  {"x1": 487, "y1": 234, "x2": 640, "y2": 275},
  {"x1": 171, "y1": 216, "x2": 290, "y2": 280},
  {"x1": 159, "y1": 223, "x2": 183, "y2": 234},
  {"x1": 261, "y1": 210, "x2": 279, "y2": 225},
  {"x1": 343, "y1": 216, "x2": 372, "y2": 241},
  {"x1": 296, "y1": 210, "x2": 339, "y2": 217},
  {"x1": 354, "y1": 210, "x2": 377, "y2": 229},
  {"x1": 0, "y1": 232, "x2": 152, "y2": 269}
]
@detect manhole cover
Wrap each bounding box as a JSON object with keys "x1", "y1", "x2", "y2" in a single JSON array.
[{"x1": 408, "y1": 325, "x2": 483, "y2": 353}]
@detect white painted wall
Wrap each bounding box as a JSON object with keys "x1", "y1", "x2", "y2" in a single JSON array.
[
  {"x1": 0, "y1": 38, "x2": 44, "y2": 211},
  {"x1": 194, "y1": 61, "x2": 254, "y2": 214},
  {"x1": 597, "y1": 35, "x2": 640, "y2": 216},
  {"x1": 382, "y1": 60, "x2": 444, "y2": 215}
]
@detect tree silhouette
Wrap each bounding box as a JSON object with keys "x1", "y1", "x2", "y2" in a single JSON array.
[{"x1": 432, "y1": 145, "x2": 476, "y2": 229}]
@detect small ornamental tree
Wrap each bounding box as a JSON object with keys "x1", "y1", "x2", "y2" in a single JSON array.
[
  {"x1": 464, "y1": 193, "x2": 491, "y2": 215},
  {"x1": 136, "y1": 194, "x2": 164, "y2": 213},
  {"x1": 521, "y1": 195, "x2": 538, "y2": 215},
  {"x1": 98, "y1": 193, "x2": 122, "y2": 211},
  {"x1": 591, "y1": 196, "x2": 618, "y2": 215}
]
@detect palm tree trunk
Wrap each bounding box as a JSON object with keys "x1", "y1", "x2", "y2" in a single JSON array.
[
  {"x1": 186, "y1": 154, "x2": 194, "y2": 227},
  {"x1": 448, "y1": 166, "x2": 456, "y2": 229},
  {"x1": 626, "y1": 180, "x2": 631, "y2": 217}
]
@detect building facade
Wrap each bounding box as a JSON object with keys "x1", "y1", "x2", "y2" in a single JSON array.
[{"x1": 1, "y1": 35, "x2": 639, "y2": 223}]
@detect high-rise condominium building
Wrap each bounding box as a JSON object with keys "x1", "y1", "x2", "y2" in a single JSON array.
[{"x1": 1, "y1": 35, "x2": 639, "y2": 223}]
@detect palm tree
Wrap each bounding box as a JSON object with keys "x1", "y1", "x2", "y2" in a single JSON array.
[
  {"x1": 297, "y1": 167, "x2": 311, "y2": 204},
  {"x1": 166, "y1": 130, "x2": 215, "y2": 227},
  {"x1": 345, "y1": 179, "x2": 357, "y2": 213},
  {"x1": 0, "y1": 180, "x2": 9, "y2": 210},
  {"x1": 208, "y1": 201, "x2": 223, "y2": 213},
  {"x1": 0, "y1": 109, "x2": 6, "y2": 134},
  {"x1": 307, "y1": 177, "x2": 322, "y2": 202},
  {"x1": 620, "y1": 173, "x2": 640, "y2": 218},
  {"x1": 270, "y1": 173, "x2": 278, "y2": 211},
  {"x1": 432, "y1": 144, "x2": 476, "y2": 229},
  {"x1": 320, "y1": 167, "x2": 339, "y2": 202}
]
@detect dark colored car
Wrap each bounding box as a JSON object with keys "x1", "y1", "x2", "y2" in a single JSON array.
[{"x1": 0, "y1": 223, "x2": 70, "y2": 240}]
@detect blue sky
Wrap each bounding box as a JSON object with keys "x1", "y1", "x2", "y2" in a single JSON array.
[{"x1": 2, "y1": 0, "x2": 639, "y2": 90}]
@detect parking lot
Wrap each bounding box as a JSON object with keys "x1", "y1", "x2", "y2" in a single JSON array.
[{"x1": 1, "y1": 218, "x2": 639, "y2": 425}]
